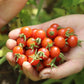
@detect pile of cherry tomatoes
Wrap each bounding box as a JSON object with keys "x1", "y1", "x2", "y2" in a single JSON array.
[{"x1": 13, "y1": 23, "x2": 80, "y2": 72}]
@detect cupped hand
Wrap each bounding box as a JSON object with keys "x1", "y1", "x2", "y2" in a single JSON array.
[{"x1": 6, "y1": 15, "x2": 84, "y2": 81}]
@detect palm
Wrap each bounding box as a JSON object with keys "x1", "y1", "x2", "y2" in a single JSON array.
[{"x1": 6, "y1": 15, "x2": 84, "y2": 81}]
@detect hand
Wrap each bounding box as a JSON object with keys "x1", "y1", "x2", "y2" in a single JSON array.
[
  {"x1": 6, "y1": 15, "x2": 84, "y2": 81},
  {"x1": 0, "y1": 0, "x2": 27, "y2": 29}
]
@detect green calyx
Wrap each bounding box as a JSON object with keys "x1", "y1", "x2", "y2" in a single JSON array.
[
  {"x1": 37, "y1": 51, "x2": 47, "y2": 58},
  {"x1": 65, "y1": 30, "x2": 77, "y2": 37},
  {"x1": 19, "y1": 43, "x2": 24, "y2": 48},
  {"x1": 59, "y1": 52, "x2": 65, "y2": 62},
  {"x1": 19, "y1": 33, "x2": 26, "y2": 41},
  {"x1": 46, "y1": 42, "x2": 53, "y2": 51},
  {"x1": 30, "y1": 43, "x2": 38, "y2": 50},
  {"x1": 49, "y1": 31, "x2": 54, "y2": 35},
  {"x1": 57, "y1": 26, "x2": 62, "y2": 30},
  {"x1": 77, "y1": 40, "x2": 84, "y2": 47},
  {"x1": 48, "y1": 57, "x2": 57, "y2": 69},
  {"x1": 36, "y1": 38, "x2": 41, "y2": 45}
]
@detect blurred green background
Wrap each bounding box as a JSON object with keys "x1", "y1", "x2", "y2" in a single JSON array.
[{"x1": 0, "y1": 0, "x2": 84, "y2": 84}]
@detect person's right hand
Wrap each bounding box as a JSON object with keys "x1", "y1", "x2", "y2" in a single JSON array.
[{"x1": 6, "y1": 15, "x2": 84, "y2": 81}]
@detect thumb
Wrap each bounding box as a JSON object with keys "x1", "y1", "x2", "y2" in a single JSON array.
[{"x1": 39, "y1": 59, "x2": 83, "y2": 79}]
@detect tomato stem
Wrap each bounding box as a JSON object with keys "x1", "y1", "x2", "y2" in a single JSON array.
[
  {"x1": 16, "y1": 70, "x2": 23, "y2": 84},
  {"x1": 77, "y1": 40, "x2": 84, "y2": 47},
  {"x1": 49, "y1": 31, "x2": 54, "y2": 35},
  {"x1": 36, "y1": 38, "x2": 41, "y2": 45},
  {"x1": 0, "y1": 56, "x2": 6, "y2": 65},
  {"x1": 19, "y1": 33, "x2": 26, "y2": 41}
]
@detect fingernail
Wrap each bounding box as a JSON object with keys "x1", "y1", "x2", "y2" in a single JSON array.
[{"x1": 40, "y1": 74, "x2": 50, "y2": 79}]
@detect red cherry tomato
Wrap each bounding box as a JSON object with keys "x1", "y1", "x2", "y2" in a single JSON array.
[
  {"x1": 56, "y1": 57, "x2": 61, "y2": 62},
  {"x1": 27, "y1": 38, "x2": 37, "y2": 49},
  {"x1": 21, "y1": 26, "x2": 32, "y2": 38},
  {"x1": 35, "y1": 62, "x2": 44, "y2": 72},
  {"x1": 50, "y1": 46, "x2": 60, "y2": 58},
  {"x1": 38, "y1": 48, "x2": 49, "y2": 60},
  {"x1": 43, "y1": 58, "x2": 52, "y2": 67},
  {"x1": 50, "y1": 23, "x2": 59, "y2": 29},
  {"x1": 35, "y1": 29, "x2": 46, "y2": 40},
  {"x1": 54, "y1": 36, "x2": 65, "y2": 48},
  {"x1": 67, "y1": 35, "x2": 78, "y2": 47},
  {"x1": 17, "y1": 37, "x2": 26, "y2": 47},
  {"x1": 57, "y1": 28, "x2": 66, "y2": 38},
  {"x1": 17, "y1": 54, "x2": 27, "y2": 66},
  {"x1": 41, "y1": 38, "x2": 53, "y2": 48},
  {"x1": 32, "y1": 28, "x2": 38, "y2": 38},
  {"x1": 47, "y1": 27, "x2": 57, "y2": 39},
  {"x1": 65, "y1": 27, "x2": 74, "y2": 33},
  {"x1": 61, "y1": 45, "x2": 70, "y2": 52},
  {"x1": 25, "y1": 49, "x2": 35, "y2": 58},
  {"x1": 28, "y1": 54, "x2": 40, "y2": 66},
  {"x1": 13, "y1": 46, "x2": 23, "y2": 55}
]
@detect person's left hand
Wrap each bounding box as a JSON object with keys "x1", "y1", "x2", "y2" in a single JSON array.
[{"x1": 0, "y1": 0, "x2": 27, "y2": 29}]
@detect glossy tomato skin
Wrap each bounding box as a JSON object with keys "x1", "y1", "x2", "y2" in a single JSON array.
[
  {"x1": 57, "y1": 28, "x2": 66, "y2": 38},
  {"x1": 17, "y1": 37, "x2": 26, "y2": 47},
  {"x1": 32, "y1": 28, "x2": 38, "y2": 38},
  {"x1": 35, "y1": 29, "x2": 46, "y2": 40},
  {"x1": 28, "y1": 54, "x2": 40, "y2": 66},
  {"x1": 67, "y1": 35, "x2": 78, "y2": 47},
  {"x1": 61, "y1": 45, "x2": 70, "y2": 52},
  {"x1": 13, "y1": 46, "x2": 23, "y2": 55},
  {"x1": 21, "y1": 26, "x2": 32, "y2": 38},
  {"x1": 41, "y1": 38, "x2": 53, "y2": 48},
  {"x1": 25, "y1": 49, "x2": 35, "y2": 58},
  {"x1": 35, "y1": 62, "x2": 44, "y2": 72},
  {"x1": 50, "y1": 23, "x2": 59, "y2": 29},
  {"x1": 17, "y1": 55, "x2": 27, "y2": 66},
  {"x1": 54, "y1": 36, "x2": 65, "y2": 48},
  {"x1": 38, "y1": 48, "x2": 49, "y2": 60},
  {"x1": 50, "y1": 46, "x2": 60, "y2": 58},
  {"x1": 47, "y1": 27, "x2": 57, "y2": 39},
  {"x1": 27, "y1": 38, "x2": 36, "y2": 47},
  {"x1": 43, "y1": 58, "x2": 52, "y2": 67},
  {"x1": 65, "y1": 27, "x2": 74, "y2": 33}
]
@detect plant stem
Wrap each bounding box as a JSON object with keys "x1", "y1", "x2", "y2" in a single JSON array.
[
  {"x1": 36, "y1": 0, "x2": 44, "y2": 17},
  {"x1": 0, "y1": 56, "x2": 6, "y2": 65},
  {"x1": 16, "y1": 70, "x2": 23, "y2": 84}
]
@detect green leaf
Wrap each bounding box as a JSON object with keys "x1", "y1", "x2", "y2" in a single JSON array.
[
  {"x1": 53, "y1": 8, "x2": 65, "y2": 16},
  {"x1": 62, "y1": 0, "x2": 73, "y2": 8}
]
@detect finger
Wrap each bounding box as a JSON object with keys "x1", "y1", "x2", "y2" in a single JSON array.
[
  {"x1": 8, "y1": 25, "x2": 41, "y2": 39},
  {"x1": 22, "y1": 62, "x2": 40, "y2": 81},
  {"x1": 6, "y1": 52, "x2": 16, "y2": 66},
  {"x1": 0, "y1": 0, "x2": 27, "y2": 28},
  {"x1": 39, "y1": 59, "x2": 84, "y2": 79},
  {"x1": 6, "y1": 39, "x2": 17, "y2": 50}
]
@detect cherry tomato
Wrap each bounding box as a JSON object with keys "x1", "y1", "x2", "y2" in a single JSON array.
[
  {"x1": 35, "y1": 29, "x2": 46, "y2": 40},
  {"x1": 54, "y1": 36, "x2": 65, "y2": 48},
  {"x1": 57, "y1": 28, "x2": 66, "y2": 38},
  {"x1": 32, "y1": 28, "x2": 38, "y2": 38},
  {"x1": 56, "y1": 57, "x2": 61, "y2": 62},
  {"x1": 25, "y1": 49, "x2": 35, "y2": 58},
  {"x1": 28, "y1": 54, "x2": 40, "y2": 66},
  {"x1": 38, "y1": 48, "x2": 49, "y2": 60},
  {"x1": 67, "y1": 35, "x2": 78, "y2": 47},
  {"x1": 13, "y1": 46, "x2": 23, "y2": 55},
  {"x1": 21, "y1": 26, "x2": 32, "y2": 38},
  {"x1": 47, "y1": 27, "x2": 57, "y2": 39},
  {"x1": 35, "y1": 62, "x2": 44, "y2": 72},
  {"x1": 50, "y1": 46, "x2": 60, "y2": 58},
  {"x1": 17, "y1": 54, "x2": 27, "y2": 66},
  {"x1": 65, "y1": 27, "x2": 74, "y2": 33},
  {"x1": 17, "y1": 37, "x2": 26, "y2": 47},
  {"x1": 27, "y1": 38, "x2": 37, "y2": 49},
  {"x1": 61, "y1": 45, "x2": 70, "y2": 52},
  {"x1": 50, "y1": 23, "x2": 59, "y2": 29},
  {"x1": 43, "y1": 58, "x2": 52, "y2": 67},
  {"x1": 41, "y1": 38, "x2": 53, "y2": 48}
]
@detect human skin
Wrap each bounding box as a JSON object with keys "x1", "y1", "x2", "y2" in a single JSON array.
[
  {"x1": 0, "y1": 0, "x2": 84, "y2": 82},
  {"x1": 6, "y1": 15, "x2": 84, "y2": 81}
]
